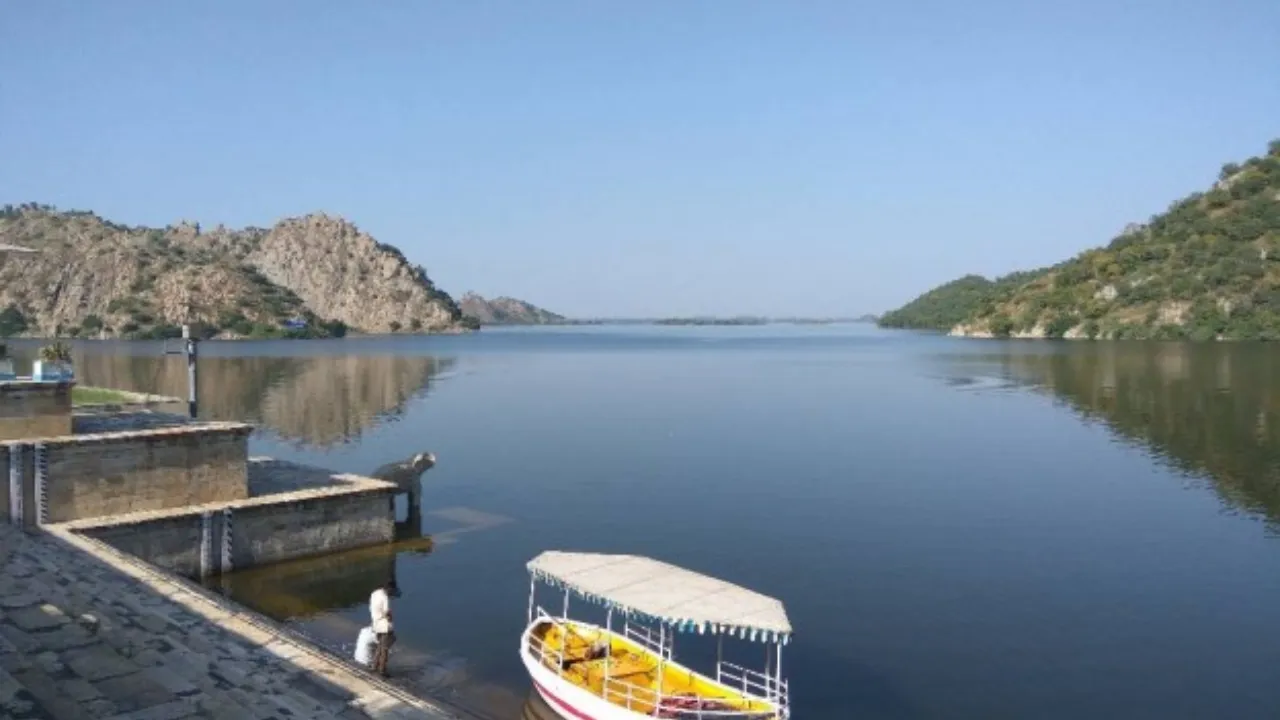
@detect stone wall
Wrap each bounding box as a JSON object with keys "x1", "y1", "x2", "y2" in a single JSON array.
[
  {"x1": 79, "y1": 513, "x2": 204, "y2": 577},
  {"x1": 230, "y1": 491, "x2": 394, "y2": 568},
  {"x1": 74, "y1": 478, "x2": 396, "y2": 578},
  {"x1": 40, "y1": 423, "x2": 253, "y2": 523},
  {"x1": 0, "y1": 381, "x2": 72, "y2": 441}
]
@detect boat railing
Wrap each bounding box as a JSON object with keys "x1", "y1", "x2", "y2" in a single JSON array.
[
  {"x1": 717, "y1": 662, "x2": 789, "y2": 707},
  {"x1": 600, "y1": 675, "x2": 778, "y2": 719},
  {"x1": 525, "y1": 628, "x2": 781, "y2": 719},
  {"x1": 623, "y1": 621, "x2": 672, "y2": 659}
]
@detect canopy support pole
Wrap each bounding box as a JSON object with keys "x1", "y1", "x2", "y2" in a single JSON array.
[
  {"x1": 656, "y1": 623, "x2": 666, "y2": 706},
  {"x1": 776, "y1": 642, "x2": 784, "y2": 703},
  {"x1": 603, "y1": 607, "x2": 613, "y2": 699},
  {"x1": 716, "y1": 635, "x2": 723, "y2": 683},
  {"x1": 765, "y1": 644, "x2": 772, "y2": 697},
  {"x1": 558, "y1": 589, "x2": 569, "y2": 673},
  {"x1": 526, "y1": 577, "x2": 535, "y2": 624}
]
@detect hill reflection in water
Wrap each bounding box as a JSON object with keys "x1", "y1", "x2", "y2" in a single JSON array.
[
  {"x1": 951, "y1": 342, "x2": 1280, "y2": 528},
  {"x1": 13, "y1": 344, "x2": 453, "y2": 448}
]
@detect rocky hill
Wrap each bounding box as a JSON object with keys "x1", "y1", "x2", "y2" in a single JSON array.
[
  {"x1": 882, "y1": 139, "x2": 1280, "y2": 340},
  {"x1": 0, "y1": 205, "x2": 474, "y2": 339},
  {"x1": 458, "y1": 292, "x2": 564, "y2": 325}
]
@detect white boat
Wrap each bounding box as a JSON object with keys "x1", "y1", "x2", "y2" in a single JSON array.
[{"x1": 520, "y1": 551, "x2": 792, "y2": 720}]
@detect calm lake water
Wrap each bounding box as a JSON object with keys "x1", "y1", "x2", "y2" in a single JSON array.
[{"x1": 9, "y1": 325, "x2": 1280, "y2": 719}]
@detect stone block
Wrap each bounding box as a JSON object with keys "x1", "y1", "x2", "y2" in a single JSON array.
[
  {"x1": 7, "y1": 603, "x2": 68, "y2": 632},
  {"x1": 63, "y1": 644, "x2": 137, "y2": 682},
  {"x1": 93, "y1": 670, "x2": 175, "y2": 714},
  {"x1": 11, "y1": 666, "x2": 93, "y2": 720}
]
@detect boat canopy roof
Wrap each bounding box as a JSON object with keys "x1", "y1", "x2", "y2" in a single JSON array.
[{"x1": 527, "y1": 551, "x2": 792, "y2": 644}]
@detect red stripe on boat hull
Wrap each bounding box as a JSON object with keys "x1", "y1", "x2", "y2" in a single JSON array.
[{"x1": 533, "y1": 679, "x2": 599, "y2": 720}]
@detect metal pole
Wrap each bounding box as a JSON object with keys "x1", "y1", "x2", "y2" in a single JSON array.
[
  {"x1": 716, "y1": 635, "x2": 723, "y2": 682},
  {"x1": 776, "y1": 642, "x2": 783, "y2": 704},
  {"x1": 527, "y1": 577, "x2": 536, "y2": 624},
  {"x1": 604, "y1": 607, "x2": 613, "y2": 693},
  {"x1": 559, "y1": 589, "x2": 569, "y2": 673},
  {"x1": 182, "y1": 325, "x2": 198, "y2": 419},
  {"x1": 656, "y1": 623, "x2": 666, "y2": 706},
  {"x1": 765, "y1": 644, "x2": 772, "y2": 698}
]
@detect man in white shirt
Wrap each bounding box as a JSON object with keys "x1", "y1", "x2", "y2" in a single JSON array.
[
  {"x1": 353, "y1": 626, "x2": 377, "y2": 667},
  {"x1": 369, "y1": 580, "x2": 399, "y2": 676}
]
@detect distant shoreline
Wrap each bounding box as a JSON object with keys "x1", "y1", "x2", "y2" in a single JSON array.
[
  {"x1": 554, "y1": 315, "x2": 878, "y2": 327},
  {"x1": 0, "y1": 316, "x2": 879, "y2": 341}
]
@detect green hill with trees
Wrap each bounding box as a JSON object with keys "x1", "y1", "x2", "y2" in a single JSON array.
[
  {"x1": 880, "y1": 139, "x2": 1280, "y2": 340},
  {"x1": 877, "y1": 269, "x2": 1047, "y2": 331}
]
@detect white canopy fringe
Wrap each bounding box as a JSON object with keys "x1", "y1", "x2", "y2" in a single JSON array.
[{"x1": 528, "y1": 551, "x2": 792, "y2": 642}]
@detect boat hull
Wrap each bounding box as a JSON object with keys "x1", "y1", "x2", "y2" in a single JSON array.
[
  {"x1": 520, "y1": 619, "x2": 781, "y2": 720},
  {"x1": 523, "y1": 640, "x2": 642, "y2": 720}
]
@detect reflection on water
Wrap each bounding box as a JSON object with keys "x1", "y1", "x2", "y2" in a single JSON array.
[
  {"x1": 949, "y1": 343, "x2": 1280, "y2": 527},
  {"x1": 4, "y1": 342, "x2": 453, "y2": 448},
  {"x1": 212, "y1": 518, "x2": 431, "y2": 620},
  {"x1": 11, "y1": 329, "x2": 1280, "y2": 718},
  {"x1": 521, "y1": 691, "x2": 560, "y2": 720}
]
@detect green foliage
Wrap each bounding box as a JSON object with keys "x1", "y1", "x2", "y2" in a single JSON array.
[
  {"x1": 129, "y1": 275, "x2": 155, "y2": 293},
  {"x1": 81, "y1": 315, "x2": 104, "y2": 332},
  {"x1": 38, "y1": 341, "x2": 72, "y2": 363},
  {"x1": 895, "y1": 139, "x2": 1280, "y2": 341},
  {"x1": 0, "y1": 305, "x2": 29, "y2": 337},
  {"x1": 134, "y1": 324, "x2": 183, "y2": 340},
  {"x1": 1044, "y1": 314, "x2": 1077, "y2": 339},
  {"x1": 988, "y1": 313, "x2": 1014, "y2": 338},
  {"x1": 878, "y1": 271, "x2": 1049, "y2": 331},
  {"x1": 186, "y1": 321, "x2": 219, "y2": 341},
  {"x1": 320, "y1": 319, "x2": 348, "y2": 338},
  {"x1": 460, "y1": 315, "x2": 482, "y2": 331},
  {"x1": 388, "y1": 321, "x2": 402, "y2": 332}
]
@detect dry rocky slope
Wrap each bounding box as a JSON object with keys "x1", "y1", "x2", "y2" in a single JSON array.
[
  {"x1": 458, "y1": 291, "x2": 565, "y2": 325},
  {"x1": 0, "y1": 205, "x2": 473, "y2": 339}
]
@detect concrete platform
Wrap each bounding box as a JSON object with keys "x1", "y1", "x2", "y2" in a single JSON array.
[
  {"x1": 71, "y1": 408, "x2": 193, "y2": 434},
  {"x1": 0, "y1": 523, "x2": 458, "y2": 719}
]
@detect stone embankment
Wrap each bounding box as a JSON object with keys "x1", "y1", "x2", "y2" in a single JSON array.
[
  {"x1": 1, "y1": 522, "x2": 459, "y2": 719},
  {"x1": 0, "y1": 378, "x2": 466, "y2": 719}
]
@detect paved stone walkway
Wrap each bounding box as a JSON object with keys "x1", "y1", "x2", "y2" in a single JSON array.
[{"x1": 0, "y1": 524, "x2": 460, "y2": 719}]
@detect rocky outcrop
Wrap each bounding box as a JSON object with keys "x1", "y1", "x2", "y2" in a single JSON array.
[
  {"x1": 200, "y1": 214, "x2": 467, "y2": 334},
  {"x1": 0, "y1": 205, "x2": 471, "y2": 338},
  {"x1": 458, "y1": 292, "x2": 565, "y2": 325}
]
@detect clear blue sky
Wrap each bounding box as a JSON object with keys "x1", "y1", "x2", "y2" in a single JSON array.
[{"x1": 2, "y1": 1, "x2": 1277, "y2": 318}]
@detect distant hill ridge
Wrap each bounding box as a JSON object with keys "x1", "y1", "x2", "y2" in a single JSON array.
[
  {"x1": 0, "y1": 205, "x2": 474, "y2": 339},
  {"x1": 879, "y1": 139, "x2": 1280, "y2": 340},
  {"x1": 459, "y1": 292, "x2": 565, "y2": 325}
]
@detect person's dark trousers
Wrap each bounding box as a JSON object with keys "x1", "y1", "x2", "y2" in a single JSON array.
[{"x1": 373, "y1": 631, "x2": 397, "y2": 676}]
